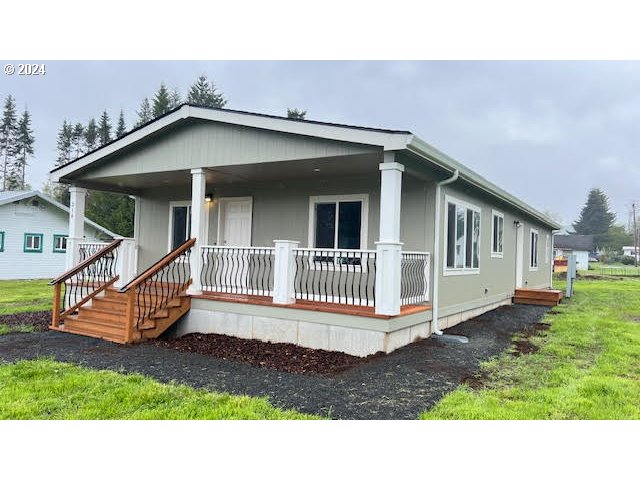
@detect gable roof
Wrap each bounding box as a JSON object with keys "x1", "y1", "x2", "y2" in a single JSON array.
[
  {"x1": 0, "y1": 190, "x2": 118, "y2": 238},
  {"x1": 553, "y1": 234, "x2": 594, "y2": 251},
  {"x1": 49, "y1": 104, "x2": 561, "y2": 230}
]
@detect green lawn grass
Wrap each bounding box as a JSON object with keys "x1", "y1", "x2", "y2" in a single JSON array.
[
  {"x1": 421, "y1": 277, "x2": 640, "y2": 419},
  {"x1": 0, "y1": 279, "x2": 53, "y2": 315},
  {"x1": 0, "y1": 359, "x2": 318, "y2": 419}
]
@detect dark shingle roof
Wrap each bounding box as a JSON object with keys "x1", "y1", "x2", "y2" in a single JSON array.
[{"x1": 554, "y1": 234, "x2": 594, "y2": 251}]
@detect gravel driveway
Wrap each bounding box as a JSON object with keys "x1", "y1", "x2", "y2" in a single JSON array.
[{"x1": 0, "y1": 304, "x2": 549, "y2": 419}]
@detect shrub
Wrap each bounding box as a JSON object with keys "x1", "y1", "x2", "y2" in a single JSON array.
[{"x1": 620, "y1": 256, "x2": 636, "y2": 266}]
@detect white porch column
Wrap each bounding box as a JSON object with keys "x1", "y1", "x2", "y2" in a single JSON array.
[
  {"x1": 66, "y1": 186, "x2": 87, "y2": 270},
  {"x1": 273, "y1": 240, "x2": 299, "y2": 305},
  {"x1": 114, "y1": 238, "x2": 137, "y2": 288},
  {"x1": 375, "y1": 158, "x2": 404, "y2": 315},
  {"x1": 187, "y1": 168, "x2": 207, "y2": 295}
]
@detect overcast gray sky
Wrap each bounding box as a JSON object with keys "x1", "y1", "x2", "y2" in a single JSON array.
[{"x1": 1, "y1": 61, "x2": 638, "y2": 229}]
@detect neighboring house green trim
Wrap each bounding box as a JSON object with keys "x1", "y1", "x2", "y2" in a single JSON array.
[
  {"x1": 53, "y1": 234, "x2": 68, "y2": 253},
  {"x1": 0, "y1": 231, "x2": 4, "y2": 252},
  {"x1": 23, "y1": 233, "x2": 44, "y2": 253}
]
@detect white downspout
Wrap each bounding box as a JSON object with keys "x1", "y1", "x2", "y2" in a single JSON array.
[{"x1": 431, "y1": 169, "x2": 459, "y2": 335}]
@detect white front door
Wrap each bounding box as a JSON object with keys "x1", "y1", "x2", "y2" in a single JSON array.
[
  {"x1": 515, "y1": 223, "x2": 524, "y2": 288},
  {"x1": 218, "y1": 197, "x2": 253, "y2": 246}
]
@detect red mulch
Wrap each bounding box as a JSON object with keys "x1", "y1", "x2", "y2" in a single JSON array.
[{"x1": 153, "y1": 333, "x2": 384, "y2": 376}]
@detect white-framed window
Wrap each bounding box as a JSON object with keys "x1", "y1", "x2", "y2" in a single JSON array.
[
  {"x1": 491, "y1": 210, "x2": 504, "y2": 258},
  {"x1": 444, "y1": 195, "x2": 481, "y2": 275},
  {"x1": 308, "y1": 194, "x2": 369, "y2": 267},
  {"x1": 308, "y1": 194, "x2": 369, "y2": 250},
  {"x1": 24, "y1": 233, "x2": 43, "y2": 253},
  {"x1": 168, "y1": 201, "x2": 192, "y2": 251},
  {"x1": 545, "y1": 234, "x2": 550, "y2": 264},
  {"x1": 530, "y1": 228, "x2": 539, "y2": 270},
  {"x1": 53, "y1": 234, "x2": 67, "y2": 253}
]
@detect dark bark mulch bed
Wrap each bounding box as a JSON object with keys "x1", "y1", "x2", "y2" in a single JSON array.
[
  {"x1": 0, "y1": 311, "x2": 51, "y2": 332},
  {"x1": 0, "y1": 304, "x2": 552, "y2": 419},
  {"x1": 153, "y1": 333, "x2": 382, "y2": 376}
]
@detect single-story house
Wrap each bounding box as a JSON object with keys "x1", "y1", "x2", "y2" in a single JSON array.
[
  {"x1": 553, "y1": 234, "x2": 593, "y2": 271},
  {"x1": 48, "y1": 104, "x2": 560, "y2": 356},
  {"x1": 0, "y1": 190, "x2": 116, "y2": 280},
  {"x1": 622, "y1": 246, "x2": 639, "y2": 261}
]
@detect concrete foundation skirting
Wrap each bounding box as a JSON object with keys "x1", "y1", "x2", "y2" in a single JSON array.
[{"x1": 177, "y1": 297, "x2": 514, "y2": 357}]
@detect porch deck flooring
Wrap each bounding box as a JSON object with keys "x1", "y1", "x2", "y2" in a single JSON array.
[
  {"x1": 193, "y1": 292, "x2": 431, "y2": 319},
  {"x1": 0, "y1": 304, "x2": 550, "y2": 419}
]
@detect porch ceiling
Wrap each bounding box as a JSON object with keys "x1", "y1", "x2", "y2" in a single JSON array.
[{"x1": 70, "y1": 152, "x2": 384, "y2": 193}]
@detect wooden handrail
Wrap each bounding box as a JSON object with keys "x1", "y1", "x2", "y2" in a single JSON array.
[
  {"x1": 49, "y1": 238, "x2": 123, "y2": 285},
  {"x1": 120, "y1": 238, "x2": 196, "y2": 292}
]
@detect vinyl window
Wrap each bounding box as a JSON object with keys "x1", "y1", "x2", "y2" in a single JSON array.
[
  {"x1": 530, "y1": 229, "x2": 539, "y2": 270},
  {"x1": 444, "y1": 196, "x2": 480, "y2": 274},
  {"x1": 308, "y1": 194, "x2": 369, "y2": 267},
  {"x1": 53, "y1": 234, "x2": 67, "y2": 253},
  {"x1": 491, "y1": 210, "x2": 504, "y2": 258},
  {"x1": 24, "y1": 233, "x2": 43, "y2": 253},
  {"x1": 168, "y1": 202, "x2": 192, "y2": 251}
]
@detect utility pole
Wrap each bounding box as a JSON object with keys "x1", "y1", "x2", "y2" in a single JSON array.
[{"x1": 633, "y1": 202, "x2": 638, "y2": 267}]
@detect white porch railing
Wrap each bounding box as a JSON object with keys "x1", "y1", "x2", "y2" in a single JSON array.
[
  {"x1": 199, "y1": 242, "x2": 431, "y2": 312},
  {"x1": 200, "y1": 246, "x2": 275, "y2": 296},
  {"x1": 293, "y1": 247, "x2": 377, "y2": 306},
  {"x1": 76, "y1": 238, "x2": 137, "y2": 288},
  {"x1": 78, "y1": 241, "x2": 109, "y2": 262},
  {"x1": 400, "y1": 251, "x2": 431, "y2": 305}
]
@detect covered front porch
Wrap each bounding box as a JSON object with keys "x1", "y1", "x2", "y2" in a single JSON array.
[{"x1": 63, "y1": 151, "x2": 432, "y2": 318}]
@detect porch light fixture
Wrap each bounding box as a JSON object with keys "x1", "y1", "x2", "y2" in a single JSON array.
[{"x1": 205, "y1": 193, "x2": 213, "y2": 203}]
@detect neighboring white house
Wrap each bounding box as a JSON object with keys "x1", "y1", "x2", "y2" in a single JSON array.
[
  {"x1": 622, "y1": 246, "x2": 640, "y2": 261},
  {"x1": 0, "y1": 191, "x2": 116, "y2": 280},
  {"x1": 553, "y1": 234, "x2": 593, "y2": 271}
]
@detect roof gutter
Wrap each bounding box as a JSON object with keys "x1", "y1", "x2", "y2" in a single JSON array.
[
  {"x1": 431, "y1": 169, "x2": 459, "y2": 335},
  {"x1": 405, "y1": 140, "x2": 561, "y2": 231}
]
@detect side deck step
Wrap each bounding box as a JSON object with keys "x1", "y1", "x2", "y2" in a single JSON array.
[{"x1": 513, "y1": 288, "x2": 563, "y2": 306}]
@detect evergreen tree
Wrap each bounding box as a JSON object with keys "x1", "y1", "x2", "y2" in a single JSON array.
[
  {"x1": 53, "y1": 120, "x2": 74, "y2": 204},
  {"x1": 71, "y1": 122, "x2": 85, "y2": 158},
  {"x1": 55, "y1": 120, "x2": 73, "y2": 166},
  {"x1": 12, "y1": 109, "x2": 35, "y2": 190},
  {"x1": 572, "y1": 188, "x2": 617, "y2": 248},
  {"x1": 97, "y1": 110, "x2": 112, "y2": 146},
  {"x1": 169, "y1": 88, "x2": 182, "y2": 109},
  {"x1": 115, "y1": 110, "x2": 127, "y2": 138},
  {"x1": 152, "y1": 83, "x2": 172, "y2": 118},
  {"x1": 86, "y1": 191, "x2": 135, "y2": 237},
  {"x1": 287, "y1": 108, "x2": 307, "y2": 119},
  {"x1": 136, "y1": 97, "x2": 152, "y2": 127},
  {"x1": 186, "y1": 75, "x2": 227, "y2": 108},
  {"x1": 0, "y1": 95, "x2": 18, "y2": 191},
  {"x1": 84, "y1": 118, "x2": 98, "y2": 151}
]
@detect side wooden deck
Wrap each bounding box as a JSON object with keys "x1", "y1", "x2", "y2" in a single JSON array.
[{"x1": 513, "y1": 288, "x2": 563, "y2": 306}]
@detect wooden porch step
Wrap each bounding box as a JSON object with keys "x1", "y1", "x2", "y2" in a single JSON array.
[
  {"x1": 92, "y1": 296, "x2": 128, "y2": 309},
  {"x1": 60, "y1": 320, "x2": 128, "y2": 343},
  {"x1": 513, "y1": 288, "x2": 563, "y2": 306},
  {"x1": 78, "y1": 306, "x2": 127, "y2": 323},
  {"x1": 141, "y1": 297, "x2": 191, "y2": 339}
]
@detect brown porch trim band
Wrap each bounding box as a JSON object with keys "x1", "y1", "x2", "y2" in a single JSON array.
[{"x1": 192, "y1": 292, "x2": 431, "y2": 319}]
